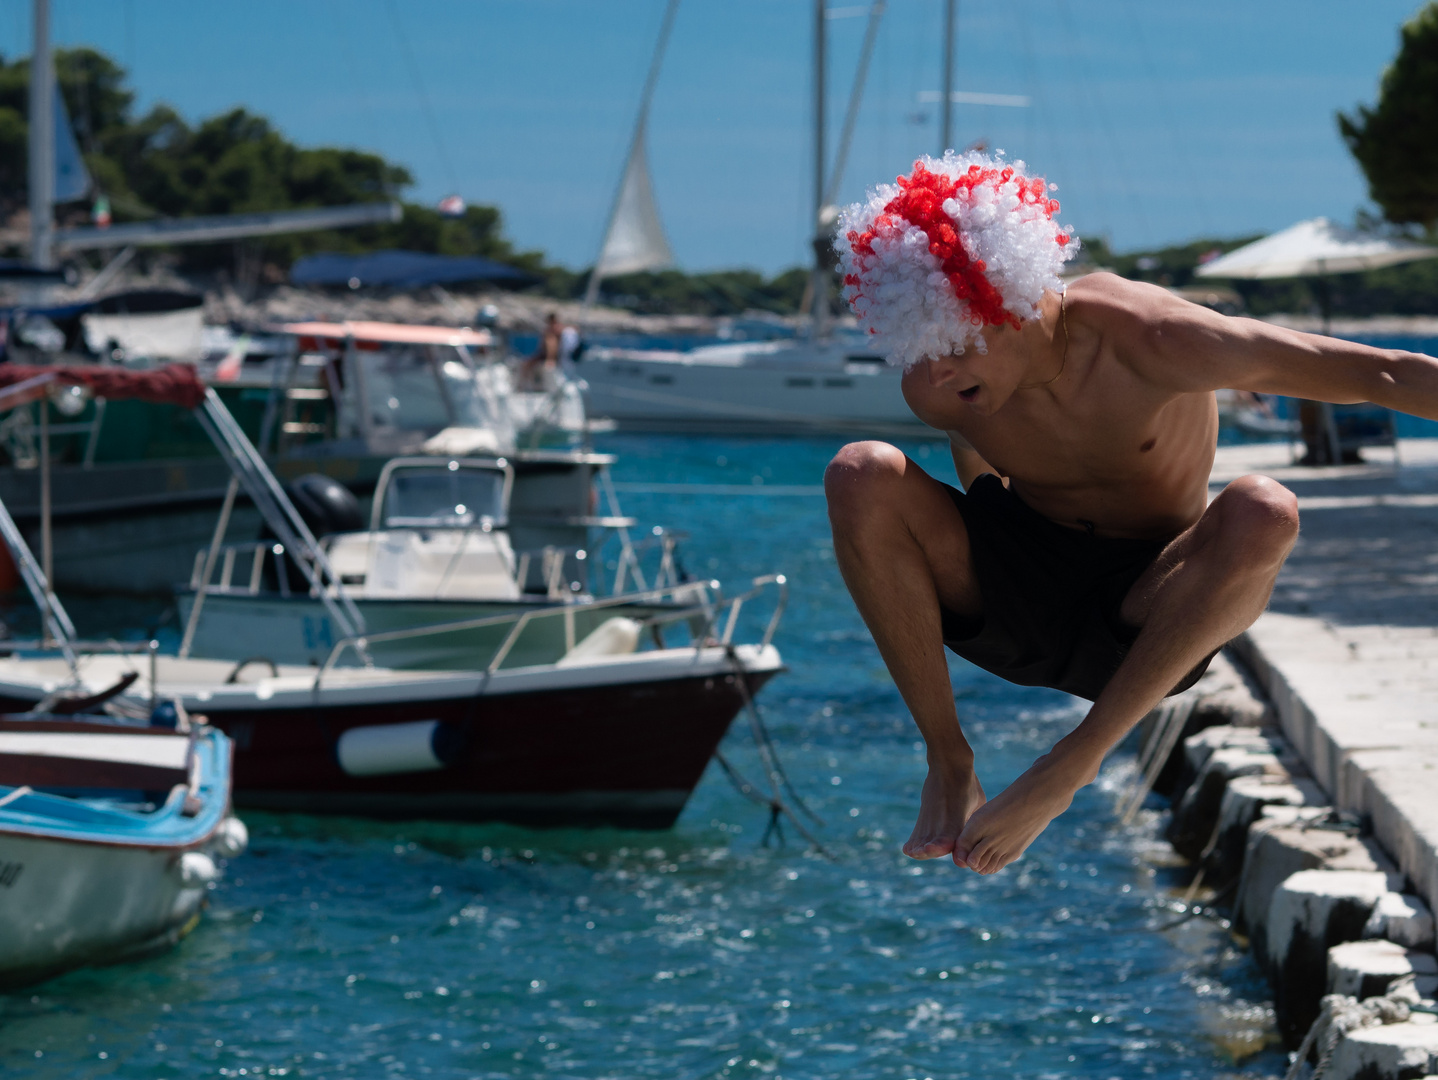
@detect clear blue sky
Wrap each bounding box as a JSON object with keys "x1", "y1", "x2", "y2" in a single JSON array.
[{"x1": 4, "y1": 0, "x2": 1428, "y2": 274}]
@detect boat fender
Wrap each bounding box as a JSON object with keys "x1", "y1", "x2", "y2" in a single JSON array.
[
  {"x1": 557, "y1": 617, "x2": 643, "y2": 667},
  {"x1": 211, "y1": 816, "x2": 249, "y2": 859},
  {"x1": 178, "y1": 851, "x2": 219, "y2": 888},
  {"x1": 335, "y1": 720, "x2": 459, "y2": 777}
]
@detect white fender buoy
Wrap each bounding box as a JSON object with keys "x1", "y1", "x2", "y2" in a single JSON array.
[
  {"x1": 178, "y1": 851, "x2": 219, "y2": 887},
  {"x1": 558, "y1": 617, "x2": 642, "y2": 666},
  {"x1": 336, "y1": 720, "x2": 451, "y2": 777},
  {"x1": 211, "y1": 816, "x2": 249, "y2": 859}
]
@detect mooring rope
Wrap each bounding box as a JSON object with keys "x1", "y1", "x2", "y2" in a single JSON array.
[
  {"x1": 1282, "y1": 974, "x2": 1423, "y2": 1080},
  {"x1": 721, "y1": 644, "x2": 832, "y2": 858}
]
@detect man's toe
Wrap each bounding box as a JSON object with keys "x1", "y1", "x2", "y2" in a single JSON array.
[{"x1": 904, "y1": 835, "x2": 954, "y2": 859}]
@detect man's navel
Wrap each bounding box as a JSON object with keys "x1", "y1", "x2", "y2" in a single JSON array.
[{"x1": 1139, "y1": 437, "x2": 1157, "y2": 453}]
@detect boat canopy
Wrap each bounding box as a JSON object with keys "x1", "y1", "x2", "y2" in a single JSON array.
[
  {"x1": 277, "y1": 321, "x2": 494, "y2": 350},
  {"x1": 0, "y1": 362, "x2": 206, "y2": 407},
  {"x1": 290, "y1": 250, "x2": 539, "y2": 290}
]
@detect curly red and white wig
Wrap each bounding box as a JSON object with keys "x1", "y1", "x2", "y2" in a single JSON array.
[{"x1": 836, "y1": 151, "x2": 1078, "y2": 369}]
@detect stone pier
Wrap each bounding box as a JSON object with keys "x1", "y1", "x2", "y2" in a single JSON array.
[{"x1": 1129, "y1": 438, "x2": 1438, "y2": 1079}]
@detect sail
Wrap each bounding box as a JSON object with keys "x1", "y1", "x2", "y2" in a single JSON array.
[
  {"x1": 53, "y1": 85, "x2": 90, "y2": 203},
  {"x1": 593, "y1": 124, "x2": 673, "y2": 280}
]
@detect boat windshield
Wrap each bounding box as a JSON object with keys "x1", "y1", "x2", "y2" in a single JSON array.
[
  {"x1": 381, "y1": 467, "x2": 507, "y2": 528},
  {"x1": 361, "y1": 347, "x2": 449, "y2": 432},
  {"x1": 360, "y1": 347, "x2": 493, "y2": 433}
]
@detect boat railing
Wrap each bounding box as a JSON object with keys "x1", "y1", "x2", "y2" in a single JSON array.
[
  {"x1": 715, "y1": 573, "x2": 788, "y2": 649},
  {"x1": 312, "y1": 573, "x2": 785, "y2": 689},
  {"x1": 510, "y1": 526, "x2": 688, "y2": 601},
  {"x1": 188, "y1": 540, "x2": 280, "y2": 597},
  {"x1": 607, "y1": 526, "x2": 688, "y2": 596}
]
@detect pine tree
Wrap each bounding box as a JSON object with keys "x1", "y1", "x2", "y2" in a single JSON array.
[{"x1": 1338, "y1": 3, "x2": 1438, "y2": 230}]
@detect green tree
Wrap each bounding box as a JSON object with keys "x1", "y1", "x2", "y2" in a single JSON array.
[
  {"x1": 1339, "y1": 3, "x2": 1438, "y2": 229},
  {"x1": 0, "y1": 46, "x2": 553, "y2": 275}
]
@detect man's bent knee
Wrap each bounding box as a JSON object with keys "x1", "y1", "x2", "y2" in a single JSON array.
[
  {"x1": 825, "y1": 441, "x2": 907, "y2": 514},
  {"x1": 1216, "y1": 475, "x2": 1300, "y2": 561}
]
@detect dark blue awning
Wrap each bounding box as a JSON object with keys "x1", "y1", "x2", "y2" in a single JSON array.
[{"x1": 290, "y1": 250, "x2": 539, "y2": 289}]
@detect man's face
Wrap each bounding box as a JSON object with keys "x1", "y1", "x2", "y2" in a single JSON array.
[{"x1": 900, "y1": 326, "x2": 1020, "y2": 424}]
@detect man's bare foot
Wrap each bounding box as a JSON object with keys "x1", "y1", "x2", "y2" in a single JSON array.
[
  {"x1": 903, "y1": 766, "x2": 986, "y2": 863},
  {"x1": 952, "y1": 751, "x2": 1096, "y2": 874}
]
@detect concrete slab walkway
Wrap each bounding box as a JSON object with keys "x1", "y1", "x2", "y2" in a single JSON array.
[{"x1": 1211, "y1": 438, "x2": 1438, "y2": 912}]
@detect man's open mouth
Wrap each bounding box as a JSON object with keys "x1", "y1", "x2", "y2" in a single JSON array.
[{"x1": 958, "y1": 385, "x2": 980, "y2": 402}]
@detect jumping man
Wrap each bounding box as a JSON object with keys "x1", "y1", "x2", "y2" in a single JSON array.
[{"x1": 825, "y1": 152, "x2": 1438, "y2": 875}]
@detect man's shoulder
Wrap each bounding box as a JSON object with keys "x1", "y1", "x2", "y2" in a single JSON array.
[
  {"x1": 1065, "y1": 274, "x2": 1199, "y2": 357},
  {"x1": 1066, "y1": 271, "x2": 1173, "y2": 315}
]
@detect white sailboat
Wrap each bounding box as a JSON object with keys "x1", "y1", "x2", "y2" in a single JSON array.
[
  {"x1": 581, "y1": 0, "x2": 679, "y2": 305},
  {"x1": 576, "y1": 0, "x2": 934, "y2": 437}
]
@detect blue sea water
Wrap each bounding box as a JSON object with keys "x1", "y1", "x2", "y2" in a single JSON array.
[{"x1": 0, "y1": 436, "x2": 1288, "y2": 1079}]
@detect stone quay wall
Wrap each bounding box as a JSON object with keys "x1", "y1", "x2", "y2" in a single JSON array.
[{"x1": 1132, "y1": 649, "x2": 1438, "y2": 1080}]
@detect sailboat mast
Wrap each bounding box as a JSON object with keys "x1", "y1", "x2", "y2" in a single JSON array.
[
  {"x1": 940, "y1": 0, "x2": 956, "y2": 155},
  {"x1": 808, "y1": 0, "x2": 827, "y2": 337},
  {"x1": 28, "y1": 0, "x2": 55, "y2": 269}
]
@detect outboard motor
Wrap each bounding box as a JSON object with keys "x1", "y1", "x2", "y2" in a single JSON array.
[
  {"x1": 285, "y1": 473, "x2": 365, "y2": 536},
  {"x1": 261, "y1": 473, "x2": 364, "y2": 593}
]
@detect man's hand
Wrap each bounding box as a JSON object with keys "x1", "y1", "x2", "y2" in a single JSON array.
[
  {"x1": 952, "y1": 746, "x2": 1100, "y2": 874},
  {"x1": 903, "y1": 762, "x2": 987, "y2": 864}
]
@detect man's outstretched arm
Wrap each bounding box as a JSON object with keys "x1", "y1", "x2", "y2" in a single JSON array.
[{"x1": 1094, "y1": 274, "x2": 1438, "y2": 416}]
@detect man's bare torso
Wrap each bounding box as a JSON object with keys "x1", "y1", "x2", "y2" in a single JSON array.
[{"x1": 901, "y1": 275, "x2": 1218, "y2": 541}]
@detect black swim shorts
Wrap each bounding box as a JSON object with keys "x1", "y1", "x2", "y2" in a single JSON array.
[{"x1": 939, "y1": 472, "x2": 1215, "y2": 702}]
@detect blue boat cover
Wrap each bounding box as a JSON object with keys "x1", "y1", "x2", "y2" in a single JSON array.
[
  {"x1": 0, "y1": 725, "x2": 231, "y2": 848},
  {"x1": 290, "y1": 250, "x2": 539, "y2": 289}
]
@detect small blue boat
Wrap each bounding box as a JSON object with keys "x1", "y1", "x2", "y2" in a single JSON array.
[{"x1": 0, "y1": 712, "x2": 245, "y2": 987}]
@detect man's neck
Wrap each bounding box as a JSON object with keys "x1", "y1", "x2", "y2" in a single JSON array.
[{"x1": 1010, "y1": 291, "x2": 1067, "y2": 391}]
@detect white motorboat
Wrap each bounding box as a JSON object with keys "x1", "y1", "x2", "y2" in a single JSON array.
[
  {"x1": 0, "y1": 363, "x2": 789, "y2": 829},
  {"x1": 176, "y1": 454, "x2": 709, "y2": 669}
]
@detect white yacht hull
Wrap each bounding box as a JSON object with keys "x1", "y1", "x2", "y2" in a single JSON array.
[{"x1": 579, "y1": 341, "x2": 940, "y2": 438}]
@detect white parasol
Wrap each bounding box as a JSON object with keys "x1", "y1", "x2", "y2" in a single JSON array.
[{"x1": 1195, "y1": 217, "x2": 1438, "y2": 281}]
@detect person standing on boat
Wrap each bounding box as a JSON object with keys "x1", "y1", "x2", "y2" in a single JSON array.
[
  {"x1": 520, "y1": 312, "x2": 565, "y2": 389},
  {"x1": 825, "y1": 150, "x2": 1438, "y2": 875}
]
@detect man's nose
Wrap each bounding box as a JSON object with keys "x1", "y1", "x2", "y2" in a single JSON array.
[{"x1": 925, "y1": 357, "x2": 965, "y2": 387}]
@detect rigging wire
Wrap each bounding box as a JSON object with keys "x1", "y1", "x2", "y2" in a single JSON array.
[
  {"x1": 1051, "y1": 0, "x2": 1151, "y2": 247},
  {"x1": 1012, "y1": 3, "x2": 1099, "y2": 232},
  {"x1": 384, "y1": 0, "x2": 461, "y2": 194},
  {"x1": 823, "y1": 1, "x2": 887, "y2": 208},
  {"x1": 1116, "y1": 0, "x2": 1215, "y2": 237}
]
